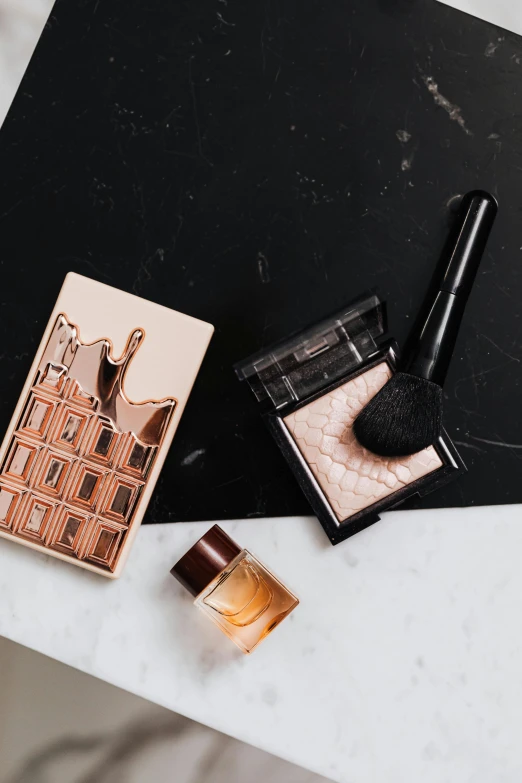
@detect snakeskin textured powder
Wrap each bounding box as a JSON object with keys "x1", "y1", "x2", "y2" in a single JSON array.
[{"x1": 284, "y1": 363, "x2": 443, "y2": 522}]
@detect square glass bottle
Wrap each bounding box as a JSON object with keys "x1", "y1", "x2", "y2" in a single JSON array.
[{"x1": 171, "y1": 525, "x2": 299, "y2": 654}]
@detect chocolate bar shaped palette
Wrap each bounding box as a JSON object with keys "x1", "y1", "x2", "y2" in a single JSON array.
[{"x1": 0, "y1": 274, "x2": 213, "y2": 577}]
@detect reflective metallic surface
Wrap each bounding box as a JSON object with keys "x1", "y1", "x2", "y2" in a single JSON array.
[
  {"x1": 0, "y1": 315, "x2": 176, "y2": 574},
  {"x1": 39, "y1": 315, "x2": 175, "y2": 446}
]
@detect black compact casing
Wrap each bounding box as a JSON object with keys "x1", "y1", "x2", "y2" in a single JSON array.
[{"x1": 236, "y1": 294, "x2": 466, "y2": 545}]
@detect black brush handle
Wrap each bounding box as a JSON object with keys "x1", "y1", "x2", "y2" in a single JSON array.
[{"x1": 404, "y1": 190, "x2": 498, "y2": 386}]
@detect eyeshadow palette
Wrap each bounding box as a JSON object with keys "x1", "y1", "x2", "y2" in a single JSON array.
[{"x1": 0, "y1": 274, "x2": 213, "y2": 577}]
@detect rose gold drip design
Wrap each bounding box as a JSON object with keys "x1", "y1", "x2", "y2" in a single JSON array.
[
  {"x1": 284, "y1": 363, "x2": 443, "y2": 522},
  {"x1": 0, "y1": 315, "x2": 176, "y2": 573}
]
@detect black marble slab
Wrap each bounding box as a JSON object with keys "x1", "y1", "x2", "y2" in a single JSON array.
[{"x1": 0, "y1": 0, "x2": 521, "y2": 524}]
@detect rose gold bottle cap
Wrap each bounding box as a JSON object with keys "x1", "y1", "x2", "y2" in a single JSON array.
[{"x1": 171, "y1": 525, "x2": 242, "y2": 597}]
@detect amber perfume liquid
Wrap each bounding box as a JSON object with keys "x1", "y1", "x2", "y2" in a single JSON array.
[{"x1": 195, "y1": 551, "x2": 299, "y2": 654}]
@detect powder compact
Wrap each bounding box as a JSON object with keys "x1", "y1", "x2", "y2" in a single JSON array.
[
  {"x1": 235, "y1": 294, "x2": 465, "y2": 544},
  {"x1": 236, "y1": 191, "x2": 499, "y2": 545}
]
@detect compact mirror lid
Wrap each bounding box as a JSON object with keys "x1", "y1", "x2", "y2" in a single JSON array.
[{"x1": 235, "y1": 293, "x2": 387, "y2": 409}]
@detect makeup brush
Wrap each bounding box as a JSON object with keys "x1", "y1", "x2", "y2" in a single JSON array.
[{"x1": 353, "y1": 190, "x2": 498, "y2": 458}]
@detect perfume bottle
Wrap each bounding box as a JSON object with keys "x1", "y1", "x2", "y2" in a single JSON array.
[{"x1": 171, "y1": 525, "x2": 299, "y2": 654}]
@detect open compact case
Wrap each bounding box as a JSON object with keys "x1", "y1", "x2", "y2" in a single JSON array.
[
  {"x1": 236, "y1": 191, "x2": 499, "y2": 545},
  {"x1": 235, "y1": 294, "x2": 465, "y2": 545}
]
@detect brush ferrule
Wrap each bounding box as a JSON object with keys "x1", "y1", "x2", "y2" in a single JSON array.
[{"x1": 403, "y1": 291, "x2": 464, "y2": 385}]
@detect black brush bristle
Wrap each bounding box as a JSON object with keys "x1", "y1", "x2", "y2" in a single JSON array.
[
  {"x1": 353, "y1": 372, "x2": 443, "y2": 457},
  {"x1": 353, "y1": 192, "x2": 496, "y2": 458}
]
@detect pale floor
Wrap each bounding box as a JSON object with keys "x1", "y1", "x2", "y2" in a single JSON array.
[
  {"x1": 0, "y1": 636, "x2": 331, "y2": 783},
  {"x1": 0, "y1": 3, "x2": 331, "y2": 782}
]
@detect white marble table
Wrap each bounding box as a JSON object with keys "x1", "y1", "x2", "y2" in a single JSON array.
[
  {"x1": 438, "y1": 0, "x2": 522, "y2": 38},
  {"x1": 1, "y1": 506, "x2": 521, "y2": 783}
]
